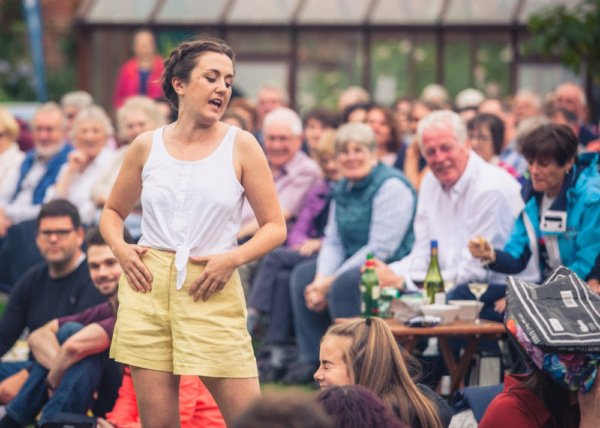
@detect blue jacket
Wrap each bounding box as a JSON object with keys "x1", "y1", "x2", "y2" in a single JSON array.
[
  {"x1": 11, "y1": 144, "x2": 72, "y2": 204},
  {"x1": 491, "y1": 152, "x2": 600, "y2": 281}
]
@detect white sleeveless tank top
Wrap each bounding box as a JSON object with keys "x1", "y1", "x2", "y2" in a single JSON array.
[{"x1": 138, "y1": 125, "x2": 244, "y2": 289}]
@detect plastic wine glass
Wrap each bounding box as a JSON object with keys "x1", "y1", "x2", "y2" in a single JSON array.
[{"x1": 468, "y1": 266, "x2": 490, "y2": 324}]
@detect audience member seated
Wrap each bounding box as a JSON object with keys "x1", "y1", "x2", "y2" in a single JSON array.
[
  {"x1": 478, "y1": 98, "x2": 528, "y2": 176},
  {"x1": 0, "y1": 201, "x2": 105, "y2": 407},
  {"x1": 45, "y1": 106, "x2": 115, "y2": 226},
  {"x1": 455, "y1": 88, "x2": 486, "y2": 122},
  {"x1": 337, "y1": 86, "x2": 371, "y2": 113},
  {"x1": 60, "y1": 91, "x2": 93, "y2": 141},
  {"x1": 555, "y1": 82, "x2": 598, "y2": 147},
  {"x1": 284, "y1": 122, "x2": 416, "y2": 384},
  {"x1": 232, "y1": 390, "x2": 333, "y2": 428},
  {"x1": 400, "y1": 99, "x2": 443, "y2": 190},
  {"x1": 314, "y1": 318, "x2": 451, "y2": 428},
  {"x1": 0, "y1": 103, "x2": 71, "y2": 239},
  {"x1": 226, "y1": 97, "x2": 258, "y2": 134},
  {"x1": 365, "y1": 104, "x2": 401, "y2": 167},
  {"x1": 90, "y1": 96, "x2": 166, "y2": 239},
  {"x1": 467, "y1": 113, "x2": 523, "y2": 182},
  {"x1": 113, "y1": 29, "x2": 164, "y2": 109},
  {"x1": 237, "y1": 107, "x2": 321, "y2": 293},
  {"x1": 248, "y1": 131, "x2": 341, "y2": 383},
  {"x1": 470, "y1": 124, "x2": 600, "y2": 313},
  {"x1": 370, "y1": 110, "x2": 535, "y2": 323},
  {"x1": 341, "y1": 102, "x2": 372, "y2": 124},
  {"x1": 0, "y1": 227, "x2": 130, "y2": 428},
  {"x1": 238, "y1": 107, "x2": 321, "y2": 241},
  {"x1": 317, "y1": 385, "x2": 409, "y2": 428},
  {"x1": 512, "y1": 89, "x2": 542, "y2": 127},
  {"x1": 302, "y1": 107, "x2": 341, "y2": 160},
  {"x1": 0, "y1": 107, "x2": 24, "y2": 201},
  {"x1": 479, "y1": 273, "x2": 600, "y2": 428},
  {"x1": 96, "y1": 367, "x2": 225, "y2": 428},
  {"x1": 253, "y1": 85, "x2": 289, "y2": 144},
  {"x1": 392, "y1": 96, "x2": 413, "y2": 143}
]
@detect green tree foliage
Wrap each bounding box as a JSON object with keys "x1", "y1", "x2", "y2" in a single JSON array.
[{"x1": 527, "y1": 0, "x2": 600, "y2": 84}]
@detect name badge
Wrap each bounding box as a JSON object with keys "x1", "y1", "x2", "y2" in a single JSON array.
[{"x1": 540, "y1": 210, "x2": 567, "y2": 233}]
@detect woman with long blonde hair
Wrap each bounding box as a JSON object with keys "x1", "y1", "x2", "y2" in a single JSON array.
[{"x1": 314, "y1": 317, "x2": 451, "y2": 428}]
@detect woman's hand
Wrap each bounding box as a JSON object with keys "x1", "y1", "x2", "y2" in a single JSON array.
[
  {"x1": 468, "y1": 236, "x2": 496, "y2": 263},
  {"x1": 96, "y1": 418, "x2": 116, "y2": 428},
  {"x1": 189, "y1": 252, "x2": 238, "y2": 302},
  {"x1": 296, "y1": 239, "x2": 322, "y2": 256},
  {"x1": 304, "y1": 276, "x2": 334, "y2": 312},
  {"x1": 494, "y1": 297, "x2": 506, "y2": 313},
  {"x1": 67, "y1": 150, "x2": 90, "y2": 173},
  {"x1": 578, "y1": 369, "x2": 600, "y2": 427},
  {"x1": 113, "y1": 243, "x2": 152, "y2": 292}
]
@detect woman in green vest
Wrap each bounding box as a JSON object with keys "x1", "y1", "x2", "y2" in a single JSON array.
[{"x1": 283, "y1": 122, "x2": 417, "y2": 385}]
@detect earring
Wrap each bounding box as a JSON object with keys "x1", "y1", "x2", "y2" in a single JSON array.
[{"x1": 565, "y1": 169, "x2": 570, "y2": 175}]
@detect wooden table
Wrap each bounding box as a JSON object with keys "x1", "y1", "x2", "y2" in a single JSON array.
[{"x1": 336, "y1": 318, "x2": 506, "y2": 396}]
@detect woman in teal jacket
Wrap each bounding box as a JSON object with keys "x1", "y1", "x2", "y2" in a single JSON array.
[{"x1": 471, "y1": 124, "x2": 600, "y2": 282}]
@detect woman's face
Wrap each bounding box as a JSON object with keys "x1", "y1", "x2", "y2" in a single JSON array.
[
  {"x1": 175, "y1": 52, "x2": 234, "y2": 124},
  {"x1": 468, "y1": 123, "x2": 495, "y2": 162},
  {"x1": 124, "y1": 109, "x2": 154, "y2": 144},
  {"x1": 314, "y1": 335, "x2": 352, "y2": 389},
  {"x1": 319, "y1": 153, "x2": 342, "y2": 182},
  {"x1": 74, "y1": 118, "x2": 107, "y2": 160},
  {"x1": 366, "y1": 109, "x2": 392, "y2": 152},
  {"x1": 528, "y1": 157, "x2": 574, "y2": 198},
  {"x1": 337, "y1": 140, "x2": 377, "y2": 182}
]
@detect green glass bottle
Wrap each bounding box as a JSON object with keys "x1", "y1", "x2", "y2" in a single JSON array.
[
  {"x1": 360, "y1": 253, "x2": 380, "y2": 317},
  {"x1": 425, "y1": 240, "x2": 445, "y2": 304}
]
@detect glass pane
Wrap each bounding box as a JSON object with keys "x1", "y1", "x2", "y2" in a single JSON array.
[
  {"x1": 445, "y1": 0, "x2": 517, "y2": 24},
  {"x1": 519, "y1": 0, "x2": 581, "y2": 23},
  {"x1": 517, "y1": 63, "x2": 579, "y2": 97},
  {"x1": 298, "y1": 0, "x2": 371, "y2": 24},
  {"x1": 228, "y1": 0, "x2": 299, "y2": 24},
  {"x1": 444, "y1": 35, "x2": 472, "y2": 99},
  {"x1": 370, "y1": 33, "x2": 436, "y2": 102},
  {"x1": 414, "y1": 37, "x2": 437, "y2": 97},
  {"x1": 371, "y1": 0, "x2": 443, "y2": 24},
  {"x1": 474, "y1": 36, "x2": 512, "y2": 98},
  {"x1": 297, "y1": 31, "x2": 364, "y2": 111},
  {"x1": 156, "y1": 0, "x2": 227, "y2": 23},
  {"x1": 86, "y1": 0, "x2": 155, "y2": 23},
  {"x1": 233, "y1": 61, "x2": 288, "y2": 102},
  {"x1": 370, "y1": 34, "x2": 412, "y2": 103},
  {"x1": 227, "y1": 31, "x2": 291, "y2": 56},
  {"x1": 157, "y1": 29, "x2": 220, "y2": 57}
]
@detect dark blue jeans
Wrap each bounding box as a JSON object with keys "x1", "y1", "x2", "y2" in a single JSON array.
[
  {"x1": 0, "y1": 361, "x2": 31, "y2": 385},
  {"x1": 5, "y1": 322, "x2": 122, "y2": 426},
  {"x1": 290, "y1": 259, "x2": 362, "y2": 363},
  {"x1": 249, "y1": 247, "x2": 317, "y2": 343}
]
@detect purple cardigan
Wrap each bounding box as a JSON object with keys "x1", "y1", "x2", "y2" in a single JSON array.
[{"x1": 286, "y1": 180, "x2": 333, "y2": 247}]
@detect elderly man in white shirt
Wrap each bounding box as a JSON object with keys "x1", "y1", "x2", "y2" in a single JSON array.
[
  {"x1": 374, "y1": 110, "x2": 538, "y2": 322},
  {"x1": 0, "y1": 103, "x2": 71, "y2": 238}
]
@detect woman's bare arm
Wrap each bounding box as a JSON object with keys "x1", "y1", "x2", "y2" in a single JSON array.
[{"x1": 99, "y1": 131, "x2": 153, "y2": 292}]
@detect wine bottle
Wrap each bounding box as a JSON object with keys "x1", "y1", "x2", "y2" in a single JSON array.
[
  {"x1": 360, "y1": 253, "x2": 380, "y2": 317},
  {"x1": 425, "y1": 240, "x2": 445, "y2": 304}
]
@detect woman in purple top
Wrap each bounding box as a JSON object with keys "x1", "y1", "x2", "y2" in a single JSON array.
[{"x1": 247, "y1": 131, "x2": 341, "y2": 383}]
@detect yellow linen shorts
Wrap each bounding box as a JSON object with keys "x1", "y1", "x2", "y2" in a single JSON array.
[{"x1": 110, "y1": 248, "x2": 258, "y2": 378}]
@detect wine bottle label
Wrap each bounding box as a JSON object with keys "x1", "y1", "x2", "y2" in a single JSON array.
[
  {"x1": 434, "y1": 292, "x2": 446, "y2": 305},
  {"x1": 372, "y1": 285, "x2": 380, "y2": 299}
]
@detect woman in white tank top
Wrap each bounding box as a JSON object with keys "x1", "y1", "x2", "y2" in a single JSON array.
[{"x1": 100, "y1": 38, "x2": 286, "y2": 427}]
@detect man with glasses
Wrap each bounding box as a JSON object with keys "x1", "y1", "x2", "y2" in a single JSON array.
[
  {"x1": 0, "y1": 226, "x2": 129, "y2": 428},
  {"x1": 0, "y1": 200, "x2": 105, "y2": 406},
  {"x1": 0, "y1": 102, "x2": 72, "y2": 238}
]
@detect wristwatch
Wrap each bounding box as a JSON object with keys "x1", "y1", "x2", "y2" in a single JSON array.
[{"x1": 44, "y1": 377, "x2": 56, "y2": 391}]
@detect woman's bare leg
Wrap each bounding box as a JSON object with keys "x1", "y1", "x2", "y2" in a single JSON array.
[
  {"x1": 200, "y1": 376, "x2": 260, "y2": 426},
  {"x1": 130, "y1": 366, "x2": 181, "y2": 428}
]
